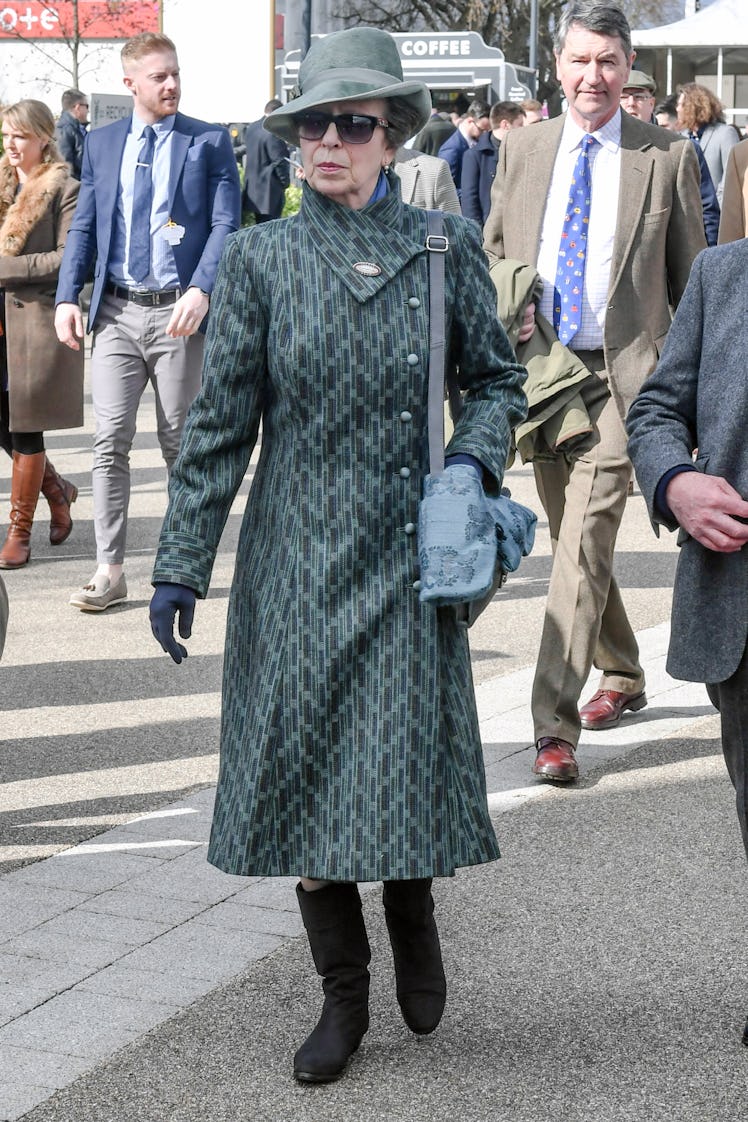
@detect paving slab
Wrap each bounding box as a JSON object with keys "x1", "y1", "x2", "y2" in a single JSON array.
[
  {"x1": 0, "y1": 624, "x2": 734, "y2": 1121},
  {"x1": 13, "y1": 731, "x2": 746, "y2": 1122},
  {"x1": 1, "y1": 387, "x2": 743, "y2": 1120}
]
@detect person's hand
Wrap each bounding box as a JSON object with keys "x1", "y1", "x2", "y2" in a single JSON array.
[
  {"x1": 55, "y1": 302, "x2": 84, "y2": 351},
  {"x1": 666, "y1": 472, "x2": 748, "y2": 552},
  {"x1": 517, "y1": 301, "x2": 536, "y2": 344},
  {"x1": 150, "y1": 582, "x2": 197, "y2": 663},
  {"x1": 165, "y1": 287, "x2": 209, "y2": 338}
]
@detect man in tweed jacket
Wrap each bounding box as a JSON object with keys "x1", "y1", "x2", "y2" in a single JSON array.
[
  {"x1": 483, "y1": 1, "x2": 705, "y2": 781},
  {"x1": 393, "y1": 148, "x2": 460, "y2": 213}
]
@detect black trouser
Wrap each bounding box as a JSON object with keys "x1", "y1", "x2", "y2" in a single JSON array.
[
  {"x1": 707, "y1": 645, "x2": 748, "y2": 859},
  {"x1": 0, "y1": 390, "x2": 44, "y2": 457}
]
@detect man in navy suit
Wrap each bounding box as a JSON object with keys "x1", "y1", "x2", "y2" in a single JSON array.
[
  {"x1": 55, "y1": 31, "x2": 241, "y2": 611},
  {"x1": 461, "y1": 101, "x2": 525, "y2": 227},
  {"x1": 437, "y1": 98, "x2": 491, "y2": 198}
]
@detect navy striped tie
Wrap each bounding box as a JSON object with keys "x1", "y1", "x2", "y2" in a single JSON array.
[{"x1": 128, "y1": 125, "x2": 156, "y2": 284}]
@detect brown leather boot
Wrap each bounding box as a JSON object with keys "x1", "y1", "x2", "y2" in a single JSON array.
[
  {"x1": 41, "y1": 458, "x2": 77, "y2": 545},
  {"x1": 0, "y1": 451, "x2": 46, "y2": 569}
]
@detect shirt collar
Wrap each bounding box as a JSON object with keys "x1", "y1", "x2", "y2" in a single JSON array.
[
  {"x1": 562, "y1": 107, "x2": 622, "y2": 154},
  {"x1": 365, "y1": 169, "x2": 389, "y2": 206},
  {"x1": 131, "y1": 112, "x2": 176, "y2": 140}
]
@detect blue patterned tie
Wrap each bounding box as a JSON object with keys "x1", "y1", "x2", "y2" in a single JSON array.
[
  {"x1": 554, "y1": 134, "x2": 597, "y2": 345},
  {"x1": 128, "y1": 125, "x2": 156, "y2": 284}
]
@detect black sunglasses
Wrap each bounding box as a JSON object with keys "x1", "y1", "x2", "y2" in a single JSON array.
[{"x1": 295, "y1": 111, "x2": 389, "y2": 144}]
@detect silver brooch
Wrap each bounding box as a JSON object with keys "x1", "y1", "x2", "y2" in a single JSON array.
[{"x1": 352, "y1": 261, "x2": 382, "y2": 277}]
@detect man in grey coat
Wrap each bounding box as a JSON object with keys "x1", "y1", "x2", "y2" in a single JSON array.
[{"x1": 627, "y1": 239, "x2": 748, "y2": 1049}]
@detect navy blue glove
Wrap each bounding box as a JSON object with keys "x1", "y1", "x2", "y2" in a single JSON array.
[{"x1": 150, "y1": 582, "x2": 196, "y2": 664}]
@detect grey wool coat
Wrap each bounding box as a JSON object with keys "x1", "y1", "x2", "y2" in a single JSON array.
[
  {"x1": 153, "y1": 175, "x2": 528, "y2": 881},
  {"x1": 0, "y1": 157, "x2": 83, "y2": 432},
  {"x1": 627, "y1": 240, "x2": 748, "y2": 685}
]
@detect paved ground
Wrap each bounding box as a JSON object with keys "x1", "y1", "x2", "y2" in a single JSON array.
[{"x1": 0, "y1": 378, "x2": 746, "y2": 1120}]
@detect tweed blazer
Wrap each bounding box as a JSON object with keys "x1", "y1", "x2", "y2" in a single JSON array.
[
  {"x1": 483, "y1": 111, "x2": 707, "y2": 420},
  {"x1": 153, "y1": 177, "x2": 527, "y2": 881},
  {"x1": 393, "y1": 148, "x2": 460, "y2": 214},
  {"x1": 717, "y1": 137, "x2": 748, "y2": 243},
  {"x1": 627, "y1": 241, "x2": 748, "y2": 684}
]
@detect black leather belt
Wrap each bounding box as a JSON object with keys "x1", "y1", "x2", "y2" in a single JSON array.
[{"x1": 106, "y1": 282, "x2": 181, "y2": 306}]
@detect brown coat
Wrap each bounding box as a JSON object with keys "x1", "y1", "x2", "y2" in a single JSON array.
[
  {"x1": 717, "y1": 137, "x2": 748, "y2": 244},
  {"x1": 0, "y1": 156, "x2": 83, "y2": 432}
]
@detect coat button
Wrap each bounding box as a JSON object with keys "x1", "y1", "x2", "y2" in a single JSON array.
[
  {"x1": 412, "y1": 579, "x2": 422, "y2": 592},
  {"x1": 404, "y1": 522, "x2": 416, "y2": 535},
  {"x1": 408, "y1": 297, "x2": 420, "y2": 308},
  {"x1": 400, "y1": 410, "x2": 412, "y2": 422},
  {"x1": 399, "y1": 466, "x2": 411, "y2": 478},
  {"x1": 406, "y1": 353, "x2": 419, "y2": 366}
]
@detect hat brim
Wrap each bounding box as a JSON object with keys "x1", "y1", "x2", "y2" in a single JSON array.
[{"x1": 265, "y1": 77, "x2": 432, "y2": 145}]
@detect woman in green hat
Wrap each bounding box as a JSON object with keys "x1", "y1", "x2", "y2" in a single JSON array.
[{"x1": 149, "y1": 27, "x2": 527, "y2": 1083}]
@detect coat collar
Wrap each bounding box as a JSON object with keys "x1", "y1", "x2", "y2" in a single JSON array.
[
  {"x1": 0, "y1": 157, "x2": 70, "y2": 255},
  {"x1": 298, "y1": 170, "x2": 427, "y2": 302}
]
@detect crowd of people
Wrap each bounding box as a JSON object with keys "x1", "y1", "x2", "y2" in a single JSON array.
[{"x1": 1, "y1": 0, "x2": 747, "y2": 1086}]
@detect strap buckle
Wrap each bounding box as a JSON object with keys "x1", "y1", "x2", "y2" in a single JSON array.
[{"x1": 425, "y1": 234, "x2": 449, "y2": 253}]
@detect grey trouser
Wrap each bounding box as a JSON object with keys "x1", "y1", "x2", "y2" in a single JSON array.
[
  {"x1": 90, "y1": 291, "x2": 203, "y2": 564},
  {"x1": 707, "y1": 649, "x2": 748, "y2": 860}
]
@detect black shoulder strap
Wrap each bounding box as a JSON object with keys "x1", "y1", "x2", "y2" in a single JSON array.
[
  {"x1": 426, "y1": 210, "x2": 449, "y2": 474},
  {"x1": 426, "y1": 210, "x2": 464, "y2": 474}
]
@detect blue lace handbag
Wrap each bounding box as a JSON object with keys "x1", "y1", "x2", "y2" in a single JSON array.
[{"x1": 418, "y1": 212, "x2": 536, "y2": 626}]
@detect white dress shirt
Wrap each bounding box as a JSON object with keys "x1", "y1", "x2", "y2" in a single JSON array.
[{"x1": 536, "y1": 110, "x2": 622, "y2": 350}]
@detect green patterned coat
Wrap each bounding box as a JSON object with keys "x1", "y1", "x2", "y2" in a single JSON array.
[{"x1": 153, "y1": 176, "x2": 527, "y2": 881}]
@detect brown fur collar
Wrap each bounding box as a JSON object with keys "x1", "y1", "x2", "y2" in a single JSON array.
[{"x1": 0, "y1": 156, "x2": 70, "y2": 256}]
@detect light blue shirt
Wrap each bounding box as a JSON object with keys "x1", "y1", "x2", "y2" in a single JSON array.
[{"x1": 109, "y1": 113, "x2": 181, "y2": 291}]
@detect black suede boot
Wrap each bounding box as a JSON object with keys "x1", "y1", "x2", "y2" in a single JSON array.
[
  {"x1": 294, "y1": 882, "x2": 371, "y2": 1083},
  {"x1": 383, "y1": 878, "x2": 447, "y2": 1035}
]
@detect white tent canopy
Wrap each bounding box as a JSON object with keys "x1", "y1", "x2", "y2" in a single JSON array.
[
  {"x1": 632, "y1": 0, "x2": 748, "y2": 116},
  {"x1": 632, "y1": 0, "x2": 746, "y2": 49}
]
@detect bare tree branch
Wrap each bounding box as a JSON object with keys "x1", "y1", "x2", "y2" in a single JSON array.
[{"x1": 1, "y1": 0, "x2": 160, "y2": 88}]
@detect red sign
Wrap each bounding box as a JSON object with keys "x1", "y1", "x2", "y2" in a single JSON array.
[{"x1": 0, "y1": 1, "x2": 160, "y2": 40}]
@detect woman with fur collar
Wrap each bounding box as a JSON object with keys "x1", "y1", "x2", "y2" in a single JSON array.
[{"x1": 0, "y1": 99, "x2": 83, "y2": 569}]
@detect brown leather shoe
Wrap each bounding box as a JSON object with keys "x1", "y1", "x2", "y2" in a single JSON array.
[
  {"x1": 579, "y1": 688, "x2": 647, "y2": 730},
  {"x1": 532, "y1": 736, "x2": 579, "y2": 782}
]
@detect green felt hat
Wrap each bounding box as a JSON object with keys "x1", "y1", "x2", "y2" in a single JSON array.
[
  {"x1": 624, "y1": 70, "x2": 656, "y2": 94},
  {"x1": 265, "y1": 27, "x2": 432, "y2": 144}
]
